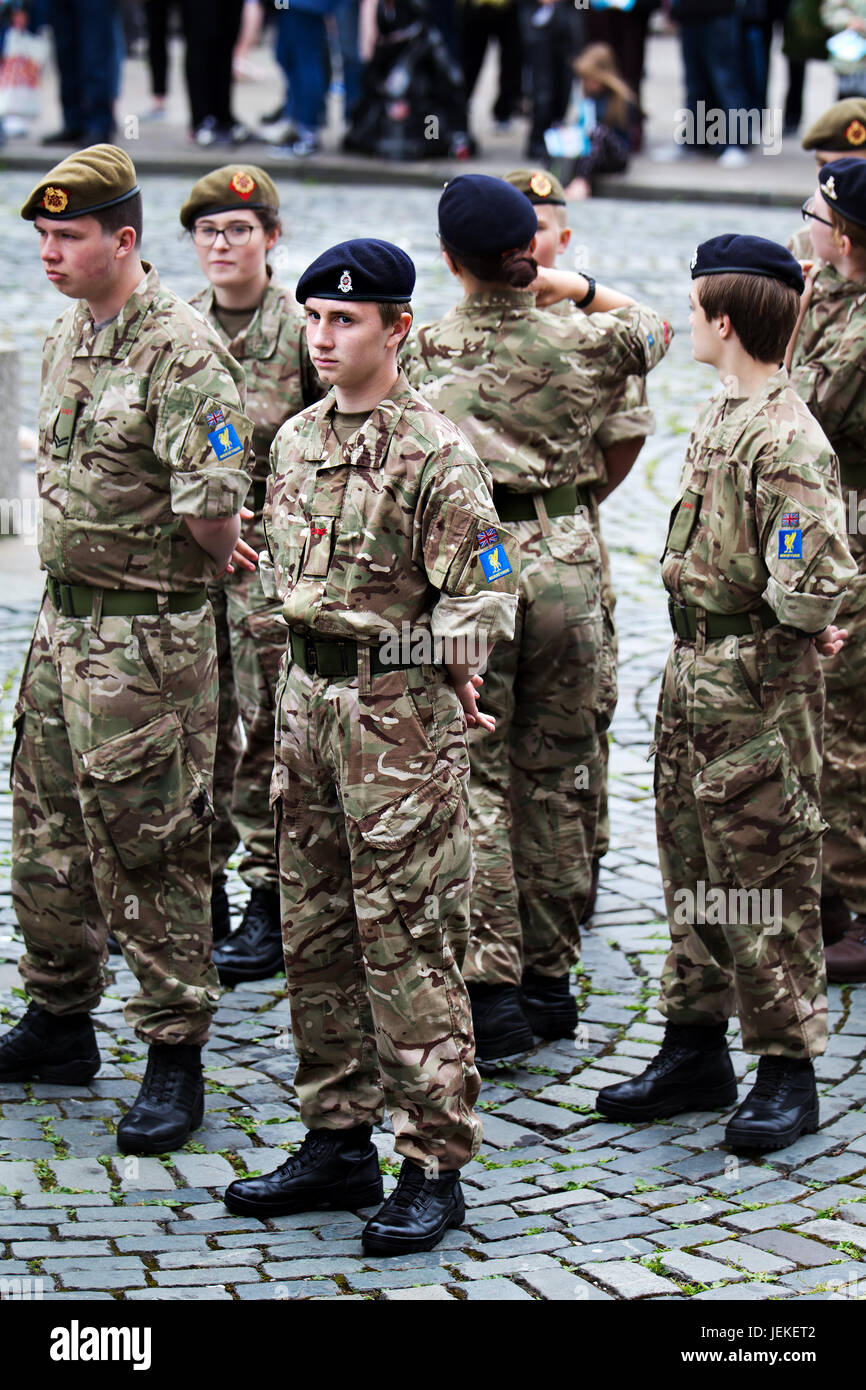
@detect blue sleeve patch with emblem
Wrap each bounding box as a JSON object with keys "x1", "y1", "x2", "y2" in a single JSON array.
[
  {"x1": 208, "y1": 421, "x2": 243, "y2": 461},
  {"x1": 479, "y1": 544, "x2": 512, "y2": 582},
  {"x1": 778, "y1": 528, "x2": 803, "y2": 558}
]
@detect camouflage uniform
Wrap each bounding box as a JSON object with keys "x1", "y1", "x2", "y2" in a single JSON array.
[
  {"x1": 263, "y1": 371, "x2": 518, "y2": 1169},
  {"x1": 190, "y1": 277, "x2": 320, "y2": 893},
  {"x1": 405, "y1": 293, "x2": 671, "y2": 985},
  {"x1": 655, "y1": 369, "x2": 856, "y2": 1057},
  {"x1": 12, "y1": 265, "x2": 253, "y2": 1043},
  {"x1": 788, "y1": 260, "x2": 866, "y2": 916}
]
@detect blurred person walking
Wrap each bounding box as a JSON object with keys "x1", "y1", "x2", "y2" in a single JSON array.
[
  {"x1": 44, "y1": 0, "x2": 119, "y2": 145},
  {"x1": 179, "y1": 0, "x2": 247, "y2": 146}
]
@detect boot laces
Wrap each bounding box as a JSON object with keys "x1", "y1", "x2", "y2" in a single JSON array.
[
  {"x1": 140, "y1": 1052, "x2": 197, "y2": 1106},
  {"x1": 387, "y1": 1162, "x2": 430, "y2": 1213},
  {"x1": 749, "y1": 1055, "x2": 800, "y2": 1101},
  {"x1": 279, "y1": 1129, "x2": 344, "y2": 1176}
]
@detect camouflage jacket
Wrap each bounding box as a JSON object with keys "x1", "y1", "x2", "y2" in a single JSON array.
[
  {"x1": 662, "y1": 368, "x2": 856, "y2": 633},
  {"x1": 262, "y1": 371, "x2": 519, "y2": 647},
  {"x1": 189, "y1": 273, "x2": 321, "y2": 487},
  {"x1": 548, "y1": 298, "x2": 656, "y2": 488},
  {"x1": 403, "y1": 290, "x2": 670, "y2": 491},
  {"x1": 37, "y1": 263, "x2": 253, "y2": 591},
  {"x1": 788, "y1": 262, "x2": 866, "y2": 485}
]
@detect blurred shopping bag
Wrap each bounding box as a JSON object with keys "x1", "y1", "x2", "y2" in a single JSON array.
[{"x1": 0, "y1": 26, "x2": 49, "y2": 133}]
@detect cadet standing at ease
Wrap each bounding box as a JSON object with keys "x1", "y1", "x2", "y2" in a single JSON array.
[
  {"x1": 222, "y1": 239, "x2": 519, "y2": 1254},
  {"x1": 0, "y1": 146, "x2": 253, "y2": 1154},
  {"x1": 598, "y1": 236, "x2": 856, "y2": 1151},
  {"x1": 181, "y1": 164, "x2": 322, "y2": 984}
]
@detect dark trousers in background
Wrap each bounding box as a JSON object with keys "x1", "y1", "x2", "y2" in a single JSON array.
[
  {"x1": 461, "y1": 2, "x2": 523, "y2": 123},
  {"x1": 524, "y1": 1, "x2": 583, "y2": 160},
  {"x1": 48, "y1": 0, "x2": 118, "y2": 140},
  {"x1": 275, "y1": 9, "x2": 329, "y2": 135},
  {"x1": 145, "y1": 0, "x2": 179, "y2": 99},
  {"x1": 179, "y1": 0, "x2": 243, "y2": 128},
  {"x1": 679, "y1": 13, "x2": 752, "y2": 150}
]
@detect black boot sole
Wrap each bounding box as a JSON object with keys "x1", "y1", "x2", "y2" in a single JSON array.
[
  {"x1": 725, "y1": 1103, "x2": 819, "y2": 1153},
  {"x1": 223, "y1": 1177, "x2": 384, "y2": 1218},
  {"x1": 214, "y1": 956, "x2": 285, "y2": 986},
  {"x1": 115, "y1": 1094, "x2": 205, "y2": 1156},
  {"x1": 596, "y1": 1077, "x2": 739, "y2": 1122},
  {"x1": 0, "y1": 1056, "x2": 100, "y2": 1085},
  {"x1": 361, "y1": 1195, "x2": 465, "y2": 1255}
]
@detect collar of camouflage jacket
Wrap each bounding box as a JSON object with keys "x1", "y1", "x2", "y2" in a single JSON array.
[
  {"x1": 196, "y1": 269, "x2": 287, "y2": 359},
  {"x1": 460, "y1": 288, "x2": 537, "y2": 314},
  {"x1": 70, "y1": 261, "x2": 161, "y2": 359},
  {"x1": 302, "y1": 369, "x2": 414, "y2": 468},
  {"x1": 812, "y1": 260, "x2": 866, "y2": 301},
  {"x1": 707, "y1": 366, "x2": 790, "y2": 454}
]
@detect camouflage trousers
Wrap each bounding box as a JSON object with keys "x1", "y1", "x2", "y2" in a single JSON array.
[
  {"x1": 820, "y1": 520, "x2": 866, "y2": 913},
  {"x1": 654, "y1": 623, "x2": 827, "y2": 1058},
  {"x1": 210, "y1": 570, "x2": 288, "y2": 893},
  {"x1": 273, "y1": 657, "x2": 481, "y2": 1169},
  {"x1": 11, "y1": 592, "x2": 221, "y2": 1044},
  {"x1": 464, "y1": 514, "x2": 603, "y2": 986},
  {"x1": 595, "y1": 523, "x2": 619, "y2": 861}
]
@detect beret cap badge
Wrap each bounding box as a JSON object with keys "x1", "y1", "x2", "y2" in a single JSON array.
[
  {"x1": 529, "y1": 171, "x2": 552, "y2": 198},
  {"x1": 824, "y1": 174, "x2": 838, "y2": 199},
  {"x1": 846, "y1": 119, "x2": 866, "y2": 146},
  {"x1": 338, "y1": 270, "x2": 353, "y2": 293},
  {"x1": 42, "y1": 186, "x2": 69, "y2": 213},
  {"x1": 229, "y1": 170, "x2": 256, "y2": 199},
  {"x1": 690, "y1": 248, "x2": 698, "y2": 270}
]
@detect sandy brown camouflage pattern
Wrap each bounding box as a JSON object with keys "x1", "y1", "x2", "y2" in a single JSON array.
[
  {"x1": 405, "y1": 290, "x2": 670, "y2": 982},
  {"x1": 12, "y1": 595, "x2": 221, "y2": 1043},
  {"x1": 192, "y1": 277, "x2": 321, "y2": 890},
  {"x1": 265, "y1": 377, "x2": 518, "y2": 1165},
  {"x1": 654, "y1": 372, "x2": 856, "y2": 1056},
  {"x1": 789, "y1": 261, "x2": 866, "y2": 913},
  {"x1": 37, "y1": 264, "x2": 253, "y2": 591}
]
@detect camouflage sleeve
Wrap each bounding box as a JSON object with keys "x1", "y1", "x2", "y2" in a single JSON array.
[
  {"x1": 595, "y1": 375, "x2": 655, "y2": 449},
  {"x1": 399, "y1": 329, "x2": 427, "y2": 389},
  {"x1": 787, "y1": 227, "x2": 813, "y2": 260},
  {"x1": 259, "y1": 439, "x2": 279, "y2": 600},
  {"x1": 579, "y1": 304, "x2": 672, "y2": 432},
  {"x1": 756, "y1": 441, "x2": 858, "y2": 632},
  {"x1": 151, "y1": 351, "x2": 254, "y2": 520},
  {"x1": 415, "y1": 438, "x2": 519, "y2": 647},
  {"x1": 790, "y1": 348, "x2": 866, "y2": 460}
]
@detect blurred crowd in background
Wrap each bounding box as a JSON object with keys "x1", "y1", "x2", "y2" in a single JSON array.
[{"x1": 0, "y1": 1, "x2": 863, "y2": 194}]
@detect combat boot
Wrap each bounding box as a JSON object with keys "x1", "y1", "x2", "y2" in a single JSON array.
[
  {"x1": 467, "y1": 983, "x2": 534, "y2": 1072},
  {"x1": 725, "y1": 1055, "x2": 818, "y2": 1151},
  {"x1": 595, "y1": 1021, "x2": 736, "y2": 1121},
  {"x1": 519, "y1": 970, "x2": 578, "y2": 1039},
  {"x1": 212, "y1": 887, "x2": 283, "y2": 985},
  {"x1": 821, "y1": 892, "x2": 854, "y2": 946},
  {"x1": 825, "y1": 918, "x2": 866, "y2": 983},
  {"x1": 0, "y1": 1001, "x2": 100, "y2": 1085},
  {"x1": 211, "y1": 881, "x2": 232, "y2": 944},
  {"x1": 116, "y1": 1043, "x2": 204, "y2": 1154},
  {"x1": 223, "y1": 1125, "x2": 383, "y2": 1217},
  {"x1": 362, "y1": 1159, "x2": 464, "y2": 1255},
  {"x1": 580, "y1": 855, "x2": 601, "y2": 924}
]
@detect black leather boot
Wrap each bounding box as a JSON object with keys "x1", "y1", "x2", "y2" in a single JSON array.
[
  {"x1": 0, "y1": 1001, "x2": 100, "y2": 1084},
  {"x1": 362, "y1": 1159, "x2": 465, "y2": 1255},
  {"x1": 821, "y1": 892, "x2": 853, "y2": 947},
  {"x1": 725, "y1": 1055, "x2": 819, "y2": 1152},
  {"x1": 468, "y1": 983, "x2": 534, "y2": 1071},
  {"x1": 211, "y1": 881, "x2": 232, "y2": 944},
  {"x1": 596, "y1": 1021, "x2": 736, "y2": 1121},
  {"x1": 519, "y1": 970, "x2": 578, "y2": 1039},
  {"x1": 212, "y1": 887, "x2": 283, "y2": 985},
  {"x1": 223, "y1": 1125, "x2": 383, "y2": 1217},
  {"x1": 116, "y1": 1043, "x2": 204, "y2": 1154}
]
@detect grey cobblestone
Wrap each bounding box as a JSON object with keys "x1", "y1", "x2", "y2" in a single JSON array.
[
  {"x1": 579, "y1": 1261, "x2": 681, "y2": 1299},
  {"x1": 459, "y1": 1278, "x2": 535, "y2": 1300},
  {"x1": 519, "y1": 1267, "x2": 614, "y2": 1300}
]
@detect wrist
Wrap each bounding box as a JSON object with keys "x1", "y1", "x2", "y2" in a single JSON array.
[{"x1": 574, "y1": 274, "x2": 597, "y2": 310}]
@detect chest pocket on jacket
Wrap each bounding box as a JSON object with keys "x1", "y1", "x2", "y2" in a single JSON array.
[{"x1": 663, "y1": 488, "x2": 703, "y2": 557}]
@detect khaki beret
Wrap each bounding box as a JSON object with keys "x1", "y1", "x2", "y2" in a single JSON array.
[
  {"x1": 180, "y1": 165, "x2": 279, "y2": 229},
  {"x1": 802, "y1": 99, "x2": 866, "y2": 154},
  {"x1": 504, "y1": 167, "x2": 567, "y2": 206},
  {"x1": 21, "y1": 143, "x2": 139, "y2": 221}
]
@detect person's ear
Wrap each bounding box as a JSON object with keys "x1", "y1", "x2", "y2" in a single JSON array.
[
  {"x1": 115, "y1": 226, "x2": 137, "y2": 259},
  {"x1": 717, "y1": 313, "x2": 732, "y2": 340},
  {"x1": 558, "y1": 226, "x2": 572, "y2": 255},
  {"x1": 386, "y1": 312, "x2": 413, "y2": 350}
]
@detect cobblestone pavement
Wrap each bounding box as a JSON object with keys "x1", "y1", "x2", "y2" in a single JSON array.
[{"x1": 0, "y1": 185, "x2": 864, "y2": 1304}]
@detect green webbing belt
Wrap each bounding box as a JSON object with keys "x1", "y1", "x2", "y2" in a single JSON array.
[
  {"x1": 46, "y1": 577, "x2": 207, "y2": 619},
  {"x1": 668, "y1": 598, "x2": 779, "y2": 642},
  {"x1": 289, "y1": 627, "x2": 420, "y2": 678},
  {"x1": 491, "y1": 481, "x2": 589, "y2": 521}
]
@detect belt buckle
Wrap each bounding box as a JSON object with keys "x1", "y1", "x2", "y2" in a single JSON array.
[{"x1": 305, "y1": 639, "x2": 318, "y2": 674}]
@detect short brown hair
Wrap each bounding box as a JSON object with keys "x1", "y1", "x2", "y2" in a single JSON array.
[
  {"x1": 827, "y1": 204, "x2": 866, "y2": 254},
  {"x1": 92, "y1": 191, "x2": 143, "y2": 248},
  {"x1": 696, "y1": 272, "x2": 800, "y2": 363},
  {"x1": 378, "y1": 300, "x2": 413, "y2": 345}
]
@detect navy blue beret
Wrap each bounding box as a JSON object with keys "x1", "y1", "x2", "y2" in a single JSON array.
[
  {"x1": 689, "y1": 234, "x2": 804, "y2": 293},
  {"x1": 438, "y1": 174, "x2": 538, "y2": 256},
  {"x1": 296, "y1": 238, "x2": 415, "y2": 304},
  {"x1": 819, "y1": 156, "x2": 866, "y2": 229}
]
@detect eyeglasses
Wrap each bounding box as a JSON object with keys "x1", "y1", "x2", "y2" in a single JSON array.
[
  {"x1": 192, "y1": 222, "x2": 259, "y2": 246},
  {"x1": 800, "y1": 198, "x2": 833, "y2": 228}
]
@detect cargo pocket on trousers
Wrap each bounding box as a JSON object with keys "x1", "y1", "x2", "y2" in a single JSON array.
[
  {"x1": 693, "y1": 727, "x2": 825, "y2": 888},
  {"x1": 80, "y1": 710, "x2": 214, "y2": 869}
]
